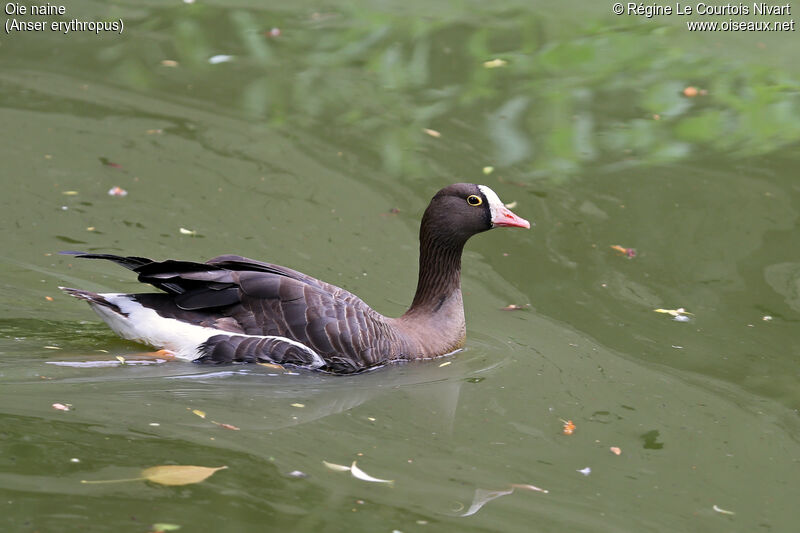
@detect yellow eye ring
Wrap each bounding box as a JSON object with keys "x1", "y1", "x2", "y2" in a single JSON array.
[{"x1": 467, "y1": 195, "x2": 483, "y2": 206}]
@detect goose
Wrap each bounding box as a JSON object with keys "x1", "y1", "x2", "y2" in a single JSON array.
[{"x1": 60, "y1": 183, "x2": 529, "y2": 374}]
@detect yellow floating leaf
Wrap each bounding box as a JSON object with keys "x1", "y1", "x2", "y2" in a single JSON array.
[
  {"x1": 257, "y1": 362, "x2": 284, "y2": 369},
  {"x1": 191, "y1": 409, "x2": 206, "y2": 418},
  {"x1": 322, "y1": 460, "x2": 351, "y2": 472},
  {"x1": 44, "y1": 345, "x2": 61, "y2": 350},
  {"x1": 62, "y1": 191, "x2": 79, "y2": 196},
  {"x1": 115, "y1": 355, "x2": 126, "y2": 364},
  {"x1": 653, "y1": 308, "x2": 693, "y2": 317},
  {"x1": 482, "y1": 166, "x2": 494, "y2": 175},
  {"x1": 438, "y1": 361, "x2": 451, "y2": 367},
  {"x1": 142, "y1": 465, "x2": 227, "y2": 486},
  {"x1": 483, "y1": 58, "x2": 508, "y2": 68},
  {"x1": 290, "y1": 403, "x2": 305, "y2": 408},
  {"x1": 152, "y1": 523, "x2": 181, "y2": 532},
  {"x1": 422, "y1": 128, "x2": 441, "y2": 138}
]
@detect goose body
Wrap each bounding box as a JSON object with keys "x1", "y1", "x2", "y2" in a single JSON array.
[{"x1": 61, "y1": 183, "x2": 529, "y2": 374}]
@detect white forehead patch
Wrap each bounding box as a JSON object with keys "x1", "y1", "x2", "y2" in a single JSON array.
[{"x1": 478, "y1": 185, "x2": 504, "y2": 226}]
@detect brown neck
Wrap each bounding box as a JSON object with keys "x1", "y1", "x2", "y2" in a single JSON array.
[{"x1": 404, "y1": 225, "x2": 465, "y2": 317}]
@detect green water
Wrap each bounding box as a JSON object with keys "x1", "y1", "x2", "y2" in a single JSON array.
[{"x1": 1, "y1": 1, "x2": 799, "y2": 532}]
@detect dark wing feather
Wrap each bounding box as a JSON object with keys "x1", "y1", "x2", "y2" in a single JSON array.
[
  {"x1": 225, "y1": 270, "x2": 408, "y2": 371},
  {"x1": 67, "y1": 252, "x2": 409, "y2": 372}
]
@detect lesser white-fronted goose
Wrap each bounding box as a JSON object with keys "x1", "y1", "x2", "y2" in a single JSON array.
[{"x1": 60, "y1": 183, "x2": 529, "y2": 374}]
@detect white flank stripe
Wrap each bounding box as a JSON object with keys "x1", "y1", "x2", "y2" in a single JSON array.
[{"x1": 89, "y1": 294, "x2": 324, "y2": 367}]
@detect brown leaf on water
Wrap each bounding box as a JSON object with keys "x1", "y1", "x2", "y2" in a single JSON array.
[
  {"x1": 610, "y1": 245, "x2": 637, "y2": 258},
  {"x1": 682, "y1": 86, "x2": 700, "y2": 97},
  {"x1": 561, "y1": 419, "x2": 576, "y2": 435},
  {"x1": 610, "y1": 446, "x2": 622, "y2": 455},
  {"x1": 141, "y1": 465, "x2": 227, "y2": 486}
]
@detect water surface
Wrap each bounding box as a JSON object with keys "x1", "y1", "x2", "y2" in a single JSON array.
[{"x1": 1, "y1": 1, "x2": 799, "y2": 532}]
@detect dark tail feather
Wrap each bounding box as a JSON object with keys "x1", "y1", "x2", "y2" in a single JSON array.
[
  {"x1": 58, "y1": 287, "x2": 127, "y2": 316},
  {"x1": 59, "y1": 251, "x2": 154, "y2": 271}
]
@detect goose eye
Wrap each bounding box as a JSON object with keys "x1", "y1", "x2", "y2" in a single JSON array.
[{"x1": 467, "y1": 195, "x2": 483, "y2": 206}]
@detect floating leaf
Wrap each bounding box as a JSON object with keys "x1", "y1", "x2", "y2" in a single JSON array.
[
  {"x1": 99, "y1": 157, "x2": 122, "y2": 169},
  {"x1": 208, "y1": 55, "x2": 234, "y2": 64},
  {"x1": 483, "y1": 58, "x2": 508, "y2": 68},
  {"x1": 211, "y1": 421, "x2": 240, "y2": 431},
  {"x1": 712, "y1": 504, "x2": 735, "y2": 515},
  {"x1": 290, "y1": 403, "x2": 305, "y2": 408},
  {"x1": 438, "y1": 361, "x2": 451, "y2": 367},
  {"x1": 561, "y1": 419, "x2": 576, "y2": 435},
  {"x1": 510, "y1": 483, "x2": 549, "y2": 493},
  {"x1": 461, "y1": 488, "x2": 513, "y2": 516},
  {"x1": 62, "y1": 191, "x2": 79, "y2": 196},
  {"x1": 350, "y1": 461, "x2": 394, "y2": 485},
  {"x1": 52, "y1": 403, "x2": 70, "y2": 411},
  {"x1": 141, "y1": 465, "x2": 227, "y2": 486},
  {"x1": 422, "y1": 128, "x2": 441, "y2": 138},
  {"x1": 115, "y1": 355, "x2": 126, "y2": 365},
  {"x1": 108, "y1": 186, "x2": 128, "y2": 196},
  {"x1": 160, "y1": 60, "x2": 179, "y2": 67},
  {"x1": 152, "y1": 524, "x2": 181, "y2": 532},
  {"x1": 610, "y1": 245, "x2": 637, "y2": 258},
  {"x1": 482, "y1": 166, "x2": 494, "y2": 175},
  {"x1": 191, "y1": 409, "x2": 206, "y2": 418},
  {"x1": 179, "y1": 227, "x2": 197, "y2": 236},
  {"x1": 654, "y1": 307, "x2": 693, "y2": 317},
  {"x1": 459, "y1": 483, "x2": 547, "y2": 517},
  {"x1": 610, "y1": 446, "x2": 622, "y2": 456},
  {"x1": 322, "y1": 460, "x2": 351, "y2": 472}
]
